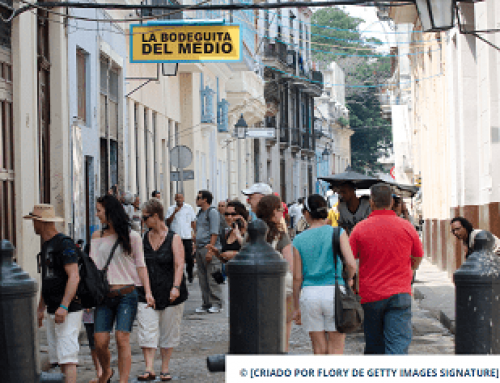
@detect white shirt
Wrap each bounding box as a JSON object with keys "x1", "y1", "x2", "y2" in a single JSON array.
[
  {"x1": 289, "y1": 203, "x2": 303, "y2": 225},
  {"x1": 166, "y1": 203, "x2": 196, "y2": 239}
]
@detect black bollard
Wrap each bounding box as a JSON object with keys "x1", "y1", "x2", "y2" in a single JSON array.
[
  {"x1": 454, "y1": 231, "x2": 500, "y2": 354},
  {"x1": 206, "y1": 219, "x2": 288, "y2": 371},
  {"x1": 0, "y1": 240, "x2": 64, "y2": 382}
]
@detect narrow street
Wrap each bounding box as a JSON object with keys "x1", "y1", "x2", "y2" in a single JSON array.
[{"x1": 37, "y1": 261, "x2": 454, "y2": 383}]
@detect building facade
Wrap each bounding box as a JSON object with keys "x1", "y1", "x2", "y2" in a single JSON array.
[
  {"x1": 386, "y1": 1, "x2": 500, "y2": 276},
  {"x1": 315, "y1": 62, "x2": 352, "y2": 195},
  {"x1": 256, "y1": 5, "x2": 324, "y2": 203}
]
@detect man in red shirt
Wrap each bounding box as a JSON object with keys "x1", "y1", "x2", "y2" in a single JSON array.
[{"x1": 349, "y1": 183, "x2": 423, "y2": 354}]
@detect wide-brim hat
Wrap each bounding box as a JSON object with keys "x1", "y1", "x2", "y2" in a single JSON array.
[{"x1": 23, "y1": 204, "x2": 64, "y2": 222}]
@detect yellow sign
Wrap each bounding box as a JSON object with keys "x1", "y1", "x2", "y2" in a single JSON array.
[{"x1": 130, "y1": 24, "x2": 241, "y2": 63}]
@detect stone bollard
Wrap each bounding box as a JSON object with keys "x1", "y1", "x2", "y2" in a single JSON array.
[
  {"x1": 454, "y1": 231, "x2": 500, "y2": 354},
  {"x1": 207, "y1": 219, "x2": 288, "y2": 372},
  {"x1": 0, "y1": 240, "x2": 64, "y2": 382}
]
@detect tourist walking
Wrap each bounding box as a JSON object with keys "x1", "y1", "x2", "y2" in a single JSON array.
[
  {"x1": 91, "y1": 195, "x2": 155, "y2": 383},
  {"x1": 212, "y1": 200, "x2": 249, "y2": 263},
  {"x1": 292, "y1": 195, "x2": 356, "y2": 355},
  {"x1": 337, "y1": 182, "x2": 371, "y2": 234},
  {"x1": 349, "y1": 183, "x2": 423, "y2": 354},
  {"x1": 242, "y1": 183, "x2": 273, "y2": 221},
  {"x1": 25, "y1": 204, "x2": 82, "y2": 383},
  {"x1": 195, "y1": 190, "x2": 224, "y2": 313},
  {"x1": 255, "y1": 194, "x2": 294, "y2": 352},
  {"x1": 137, "y1": 199, "x2": 188, "y2": 382},
  {"x1": 166, "y1": 193, "x2": 196, "y2": 283}
]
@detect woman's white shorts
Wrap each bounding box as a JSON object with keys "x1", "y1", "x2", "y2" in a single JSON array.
[
  {"x1": 137, "y1": 302, "x2": 184, "y2": 349},
  {"x1": 299, "y1": 285, "x2": 345, "y2": 333}
]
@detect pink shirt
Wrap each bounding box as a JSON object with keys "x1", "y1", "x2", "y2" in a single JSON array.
[{"x1": 90, "y1": 231, "x2": 146, "y2": 286}]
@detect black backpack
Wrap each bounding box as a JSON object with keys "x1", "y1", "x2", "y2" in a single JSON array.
[{"x1": 75, "y1": 238, "x2": 119, "y2": 309}]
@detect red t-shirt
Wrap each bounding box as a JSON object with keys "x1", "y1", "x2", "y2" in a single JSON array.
[
  {"x1": 349, "y1": 210, "x2": 424, "y2": 304},
  {"x1": 282, "y1": 202, "x2": 288, "y2": 219}
]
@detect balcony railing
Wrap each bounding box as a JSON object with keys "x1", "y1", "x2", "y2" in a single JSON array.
[
  {"x1": 280, "y1": 126, "x2": 289, "y2": 143},
  {"x1": 264, "y1": 41, "x2": 287, "y2": 66},
  {"x1": 301, "y1": 131, "x2": 309, "y2": 150}
]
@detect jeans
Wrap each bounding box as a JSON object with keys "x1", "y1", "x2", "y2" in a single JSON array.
[
  {"x1": 362, "y1": 293, "x2": 412, "y2": 354},
  {"x1": 94, "y1": 289, "x2": 138, "y2": 333}
]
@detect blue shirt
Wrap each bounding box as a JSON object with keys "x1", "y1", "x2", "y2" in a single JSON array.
[
  {"x1": 293, "y1": 226, "x2": 345, "y2": 287},
  {"x1": 249, "y1": 210, "x2": 257, "y2": 222}
]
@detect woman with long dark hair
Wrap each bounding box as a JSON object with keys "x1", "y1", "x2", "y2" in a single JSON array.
[
  {"x1": 256, "y1": 194, "x2": 294, "y2": 352},
  {"x1": 292, "y1": 194, "x2": 357, "y2": 355},
  {"x1": 91, "y1": 195, "x2": 155, "y2": 383}
]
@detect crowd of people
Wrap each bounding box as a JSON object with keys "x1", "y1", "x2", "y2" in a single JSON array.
[{"x1": 33, "y1": 177, "x2": 488, "y2": 382}]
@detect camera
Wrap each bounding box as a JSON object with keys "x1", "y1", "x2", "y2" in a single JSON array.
[
  {"x1": 211, "y1": 269, "x2": 225, "y2": 284},
  {"x1": 232, "y1": 218, "x2": 244, "y2": 230}
]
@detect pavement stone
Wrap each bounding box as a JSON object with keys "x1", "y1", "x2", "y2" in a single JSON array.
[
  {"x1": 37, "y1": 265, "x2": 455, "y2": 382},
  {"x1": 412, "y1": 257, "x2": 456, "y2": 334}
]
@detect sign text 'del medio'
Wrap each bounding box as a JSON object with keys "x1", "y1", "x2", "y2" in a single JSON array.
[{"x1": 130, "y1": 24, "x2": 241, "y2": 63}]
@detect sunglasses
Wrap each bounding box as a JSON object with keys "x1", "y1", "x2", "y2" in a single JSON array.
[
  {"x1": 142, "y1": 214, "x2": 152, "y2": 221},
  {"x1": 196, "y1": 196, "x2": 203, "y2": 200},
  {"x1": 225, "y1": 212, "x2": 237, "y2": 216}
]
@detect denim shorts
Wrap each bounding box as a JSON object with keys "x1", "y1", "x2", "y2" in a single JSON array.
[{"x1": 94, "y1": 289, "x2": 138, "y2": 333}]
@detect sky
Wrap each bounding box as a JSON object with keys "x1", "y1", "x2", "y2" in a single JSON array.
[{"x1": 341, "y1": 5, "x2": 396, "y2": 50}]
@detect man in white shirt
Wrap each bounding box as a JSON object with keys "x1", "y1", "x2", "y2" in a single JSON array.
[
  {"x1": 289, "y1": 198, "x2": 304, "y2": 229},
  {"x1": 166, "y1": 193, "x2": 196, "y2": 282}
]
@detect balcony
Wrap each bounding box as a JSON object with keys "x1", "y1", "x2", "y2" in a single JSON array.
[
  {"x1": 263, "y1": 41, "x2": 288, "y2": 72},
  {"x1": 280, "y1": 125, "x2": 289, "y2": 149},
  {"x1": 290, "y1": 127, "x2": 301, "y2": 153},
  {"x1": 265, "y1": 116, "x2": 278, "y2": 147}
]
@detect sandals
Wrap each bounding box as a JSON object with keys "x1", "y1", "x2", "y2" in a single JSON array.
[
  {"x1": 137, "y1": 371, "x2": 156, "y2": 381},
  {"x1": 160, "y1": 372, "x2": 172, "y2": 381}
]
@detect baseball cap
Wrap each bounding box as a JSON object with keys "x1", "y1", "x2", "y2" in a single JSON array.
[{"x1": 241, "y1": 183, "x2": 273, "y2": 196}]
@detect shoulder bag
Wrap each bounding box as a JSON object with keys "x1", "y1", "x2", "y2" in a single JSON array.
[{"x1": 332, "y1": 227, "x2": 363, "y2": 333}]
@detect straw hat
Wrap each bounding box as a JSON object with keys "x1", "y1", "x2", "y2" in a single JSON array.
[{"x1": 23, "y1": 204, "x2": 64, "y2": 222}]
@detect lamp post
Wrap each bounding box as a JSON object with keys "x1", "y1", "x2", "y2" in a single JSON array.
[
  {"x1": 415, "y1": 0, "x2": 455, "y2": 32},
  {"x1": 234, "y1": 114, "x2": 248, "y2": 139}
]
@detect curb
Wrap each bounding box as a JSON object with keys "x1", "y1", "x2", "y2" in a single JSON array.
[{"x1": 413, "y1": 285, "x2": 456, "y2": 335}]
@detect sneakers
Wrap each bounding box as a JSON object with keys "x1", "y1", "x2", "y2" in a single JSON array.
[
  {"x1": 196, "y1": 305, "x2": 223, "y2": 313},
  {"x1": 208, "y1": 306, "x2": 223, "y2": 313}
]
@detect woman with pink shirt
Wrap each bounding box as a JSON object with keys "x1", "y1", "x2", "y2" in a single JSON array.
[{"x1": 91, "y1": 195, "x2": 155, "y2": 383}]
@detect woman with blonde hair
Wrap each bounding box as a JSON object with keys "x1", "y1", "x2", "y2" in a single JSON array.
[
  {"x1": 256, "y1": 194, "x2": 294, "y2": 352},
  {"x1": 137, "y1": 198, "x2": 188, "y2": 381}
]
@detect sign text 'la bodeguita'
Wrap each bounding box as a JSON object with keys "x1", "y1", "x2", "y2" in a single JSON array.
[
  {"x1": 130, "y1": 24, "x2": 241, "y2": 63},
  {"x1": 142, "y1": 32, "x2": 234, "y2": 55}
]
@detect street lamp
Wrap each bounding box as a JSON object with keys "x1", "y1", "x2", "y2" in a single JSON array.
[
  {"x1": 234, "y1": 114, "x2": 248, "y2": 139},
  {"x1": 321, "y1": 143, "x2": 331, "y2": 162},
  {"x1": 162, "y1": 63, "x2": 179, "y2": 76},
  {"x1": 415, "y1": 0, "x2": 455, "y2": 32}
]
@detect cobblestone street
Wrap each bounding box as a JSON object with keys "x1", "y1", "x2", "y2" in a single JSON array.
[{"x1": 38, "y1": 268, "x2": 454, "y2": 383}]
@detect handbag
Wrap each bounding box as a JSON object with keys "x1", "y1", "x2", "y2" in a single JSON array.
[
  {"x1": 97, "y1": 239, "x2": 120, "y2": 303},
  {"x1": 332, "y1": 227, "x2": 363, "y2": 333}
]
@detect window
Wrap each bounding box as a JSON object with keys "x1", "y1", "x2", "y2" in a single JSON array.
[
  {"x1": 153, "y1": 112, "x2": 158, "y2": 190},
  {"x1": 0, "y1": 99, "x2": 15, "y2": 245},
  {"x1": 144, "y1": 108, "x2": 149, "y2": 198},
  {"x1": 77, "y1": 49, "x2": 87, "y2": 123},
  {"x1": 100, "y1": 56, "x2": 121, "y2": 195},
  {"x1": 134, "y1": 103, "x2": 140, "y2": 195}
]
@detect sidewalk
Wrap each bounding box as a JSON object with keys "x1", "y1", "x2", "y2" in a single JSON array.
[{"x1": 413, "y1": 257, "x2": 456, "y2": 334}]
